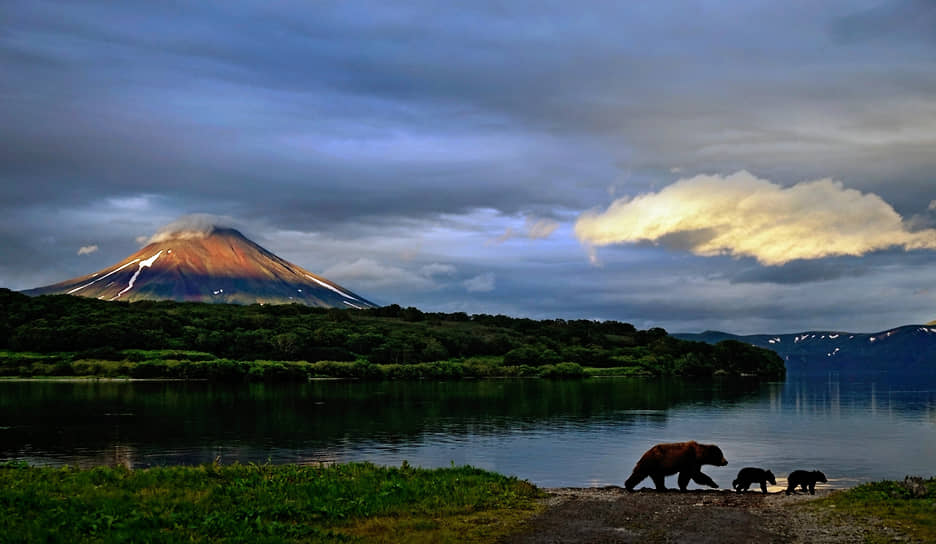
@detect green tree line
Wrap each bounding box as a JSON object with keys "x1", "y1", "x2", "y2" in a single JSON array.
[{"x1": 0, "y1": 288, "x2": 785, "y2": 378}]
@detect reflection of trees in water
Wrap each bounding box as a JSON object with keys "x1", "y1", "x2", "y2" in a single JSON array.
[{"x1": 0, "y1": 378, "x2": 767, "y2": 467}]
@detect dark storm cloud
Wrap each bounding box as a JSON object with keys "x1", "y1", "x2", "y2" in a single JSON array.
[
  {"x1": 2, "y1": 0, "x2": 936, "y2": 332},
  {"x1": 0, "y1": 0, "x2": 613, "y2": 228},
  {"x1": 829, "y1": 0, "x2": 936, "y2": 45},
  {"x1": 6, "y1": 1, "x2": 932, "y2": 220},
  {"x1": 730, "y1": 259, "x2": 871, "y2": 285}
]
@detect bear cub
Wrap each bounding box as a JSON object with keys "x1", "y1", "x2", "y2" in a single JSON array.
[
  {"x1": 785, "y1": 470, "x2": 827, "y2": 495},
  {"x1": 732, "y1": 467, "x2": 776, "y2": 494}
]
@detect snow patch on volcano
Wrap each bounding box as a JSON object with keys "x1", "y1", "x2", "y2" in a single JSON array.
[
  {"x1": 67, "y1": 259, "x2": 140, "y2": 294},
  {"x1": 305, "y1": 274, "x2": 360, "y2": 301},
  {"x1": 112, "y1": 251, "x2": 163, "y2": 300}
]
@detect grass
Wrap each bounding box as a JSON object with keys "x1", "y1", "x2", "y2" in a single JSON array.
[
  {"x1": 583, "y1": 366, "x2": 652, "y2": 377},
  {"x1": 808, "y1": 477, "x2": 936, "y2": 543},
  {"x1": 0, "y1": 353, "x2": 591, "y2": 381},
  {"x1": 0, "y1": 461, "x2": 544, "y2": 543}
]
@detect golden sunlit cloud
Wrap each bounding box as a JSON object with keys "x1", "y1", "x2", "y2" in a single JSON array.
[
  {"x1": 574, "y1": 171, "x2": 936, "y2": 266},
  {"x1": 488, "y1": 217, "x2": 560, "y2": 245}
]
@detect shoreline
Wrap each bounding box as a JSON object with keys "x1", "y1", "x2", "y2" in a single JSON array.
[
  {"x1": 508, "y1": 485, "x2": 897, "y2": 543},
  {"x1": 0, "y1": 376, "x2": 201, "y2": 382},
  {"x1": 548, "y1": 484, "x2": 840, "y2": 494},
  {"x1": 1, "y1": 462, "x2": 930, "y2": 542}
]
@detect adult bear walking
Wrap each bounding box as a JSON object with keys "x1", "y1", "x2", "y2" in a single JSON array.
[{"x1": 624, "y1": 441, "x2": 728, "y2": 491}]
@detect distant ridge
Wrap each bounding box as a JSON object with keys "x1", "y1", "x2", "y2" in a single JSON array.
[
  {"x1": 24, "y1": 227, "x2": 377, "y2": 309},
  {"x1": 676, "y1": 325, "x2": 936, "y2": 375}
]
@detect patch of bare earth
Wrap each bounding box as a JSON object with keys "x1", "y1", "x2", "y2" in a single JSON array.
[{"x1": 501, "y1": 486, "x2": 902, "y2": 543}]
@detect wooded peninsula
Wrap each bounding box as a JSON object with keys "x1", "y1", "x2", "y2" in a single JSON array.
[{"x1": 0, "y1": 288, "x2": 784, "y2": 380}]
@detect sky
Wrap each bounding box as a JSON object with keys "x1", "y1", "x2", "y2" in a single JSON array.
[{"x1": 2, "y1": 0, "x2": 936, "y2": 334}]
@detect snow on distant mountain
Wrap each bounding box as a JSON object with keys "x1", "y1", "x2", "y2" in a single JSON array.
[
  {"x1": 675, "y1": 326, "x2": 936, "y2": 375},
  {"x1": 24, "y1": 226, "x2": 377, "y2": 309}
]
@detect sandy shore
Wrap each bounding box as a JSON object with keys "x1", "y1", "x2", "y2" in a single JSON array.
[{"x1": 502, "y1": 486, "x2": 911, "y2": 543}]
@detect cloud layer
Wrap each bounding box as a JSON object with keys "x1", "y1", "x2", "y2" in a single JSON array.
[
  {"x1": 489, "y1": 217, "x2": 561, "y2": 245},
  {"x1": 147, "y1": 214, "x2": 239, "y2": 244},
  {"x1": 2, "y1": 1, "x2": 936, "y2": 333},
  {"x1": 464, "y1": 273, "x2": 495, "y2": 293},
  {"x1": 575, "y1": 171, "x2": 936, "y2": 266}
]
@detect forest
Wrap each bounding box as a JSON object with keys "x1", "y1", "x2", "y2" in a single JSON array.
[{"x1": 0, "y1": 288, "x2": 785, "y2": 380}]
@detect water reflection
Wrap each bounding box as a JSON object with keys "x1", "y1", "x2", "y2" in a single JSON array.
[
  {"x1": 0, "y1": 376, "x2": 934, "y2": 487},
  {"x1": 773, "y1": 375, "x2": 936, "y2": 418}
]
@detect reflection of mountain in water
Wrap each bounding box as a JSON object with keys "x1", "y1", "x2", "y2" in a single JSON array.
[
  {"x1": 0, "y1": 379, "x2": 766, "y2": 467},
  {"x1": 768, "y1": 375, "x2": 936, "y2": 421}
]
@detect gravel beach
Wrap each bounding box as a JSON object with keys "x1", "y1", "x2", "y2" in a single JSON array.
[{"x1": 502, "y1": 486, "x2": 912, "y2": 543}]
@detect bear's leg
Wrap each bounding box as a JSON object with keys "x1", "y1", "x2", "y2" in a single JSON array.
[
  {"x1": 809, "y1": 483, "x2": 816, "y2": 495},
  {"x1": 760, "y1": 481, "x2": 768, "y2": 494},
  {"x1": 801, "y1": 483, "x2": 808, "y2": 493},
  {"x1": 691, "y1": 471, "x2": 719, "y2": 488},
  {"x1": 651, "y1": 473, "x2": 667, "y2": 491},
  {"x1": 785, "y1": 483, "x2": 795, "y2": 495},
  {"x1": 677, "y1": 471, "x2": 691, "y2": 491}
]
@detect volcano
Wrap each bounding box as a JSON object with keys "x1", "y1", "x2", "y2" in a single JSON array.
[{"x1": 25, "y1": 227, "x2": 377, "y2": 309}]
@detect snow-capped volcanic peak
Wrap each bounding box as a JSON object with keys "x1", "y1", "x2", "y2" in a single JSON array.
[{"x1": 24, "y1": 224, "x2": 377, "y2": 309}]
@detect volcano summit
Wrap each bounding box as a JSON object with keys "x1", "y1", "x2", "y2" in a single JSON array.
[{"x1": 25, "y1": 226, "x2": 376, "y2": 309}]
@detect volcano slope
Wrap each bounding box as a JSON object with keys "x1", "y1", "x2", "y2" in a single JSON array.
[{"x1": 25, "y1": 227, "x2": 375, "y2": 309}]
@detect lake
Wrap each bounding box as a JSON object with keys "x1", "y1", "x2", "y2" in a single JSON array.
[{"x1": 1, "y1": 376, "x2": 934, "y2": 489}]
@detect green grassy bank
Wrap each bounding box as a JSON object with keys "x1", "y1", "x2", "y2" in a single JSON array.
[
  {"x1": 0, "y1": 351, "x2": 602, "y2": 380},
  {"x1": 809, "y1": 477, "x2": 936, "y2": 543},
  {"x1": 0, "y1": 348, "x2": 784, "y2": 382},
  {"x1": 0, "y1": 461, "x2": 543, "y2": 543}
]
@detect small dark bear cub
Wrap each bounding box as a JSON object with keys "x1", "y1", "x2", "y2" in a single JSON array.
[
  {"x1": 785, "y1": 470, "x2": 827, "y2": 495},
  {"x1": 732, "y1": 467, "x2": 776, "y2": 494}
]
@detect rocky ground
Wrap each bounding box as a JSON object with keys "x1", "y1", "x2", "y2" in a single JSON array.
[{"x1": 502, "y1": 486, "x2": 912, "y2": 543}]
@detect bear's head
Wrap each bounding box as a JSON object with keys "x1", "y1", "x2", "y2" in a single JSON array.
[
  {"x1": 814, "y1": 470, "x2": 827, "y2": 483},
  {"x1": 696, "y1": 443, "x2": 728, "y2": 466},
  {"x1": 765, "y1": 470, "x2": 776, "y2": 485}
]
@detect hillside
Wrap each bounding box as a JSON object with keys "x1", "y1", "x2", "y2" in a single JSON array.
[
  {"x1": 0, "y1": 289, "x2": 784, "y2": 379},
  {"x1": 675, "y1": 326, "x2": 936, "y2": 376}
]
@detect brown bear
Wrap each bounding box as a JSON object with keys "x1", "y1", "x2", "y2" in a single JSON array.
[{"x1": 624, "y1": 440, "x2": 727, "y2": 491}]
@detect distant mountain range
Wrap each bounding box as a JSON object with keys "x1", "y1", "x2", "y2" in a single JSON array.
[
  {"x1": 675, "y1": 326, "x2": 936, "y2": 376},
  {"x1": 24, "y1": 227, "x2": 376, "y2": 309}
]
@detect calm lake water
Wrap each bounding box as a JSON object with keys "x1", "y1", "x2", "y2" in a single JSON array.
[{"x1": 1, "y1": 376, "x2": 934, "y2": 489}]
